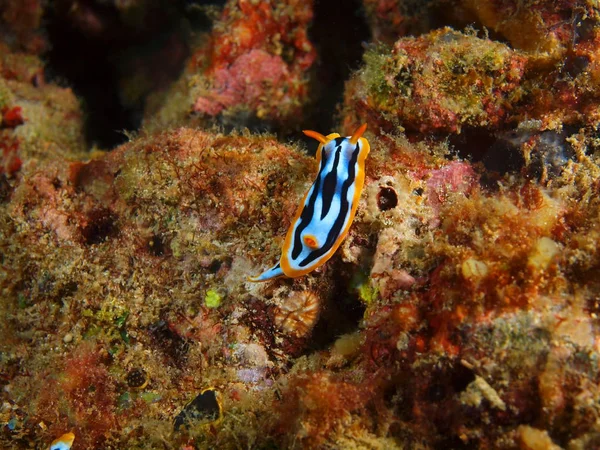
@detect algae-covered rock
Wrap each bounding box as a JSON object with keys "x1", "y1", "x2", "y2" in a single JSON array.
[
  {"x1": 1, "y1": 118, "x2": 600, "y2": 449},
  {"x1": 343, "y1": 28, "x2": 528, "y2": 135},
  {"x1": 144, "y1": 0, "x2": 316, "y2": 133},
  {"x1": 3, "y1": 1, "x2": 600, "y2": 449},
  {"x1": 346, "y1": 5, "x2": 600, "y2": 139},
  {"x1": 0, "y1": 128, "x2": 327, "y2": 448},
  {"x1": 0, "y1": 44, "x2": 86, "y2": 175}
]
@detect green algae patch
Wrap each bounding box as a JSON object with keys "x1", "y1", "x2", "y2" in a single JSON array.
[
  {"x1": 350, "y1": 272, "x2": 379, "y2": 305},
  {"x1": 204, "y1": 289, "x2": 222, "y2": 308},
  {"x1": 358, "y1": 281, "x2": 379, "y2": 305}
]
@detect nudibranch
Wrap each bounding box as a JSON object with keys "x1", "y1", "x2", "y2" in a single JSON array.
[
  {"x1": 49, "y1": 432, "x2": 75, "y2": 450},
  {"x1": 249, "y1": 123, "x2": 370, "y2": 282}
]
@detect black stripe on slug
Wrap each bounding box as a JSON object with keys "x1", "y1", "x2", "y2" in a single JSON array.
[
  {"x1": 320, "y1": 144, "x2": 342, "y2": 220},
  {"x1": 291, "y1": 155, "x2": 325, "y2": 260},
  {"x1": 292, "y1": 141, "x2": 340, "y2": 259},
  {"x1": 298, "y1": 142, "x2": 360, "y2": 267}
]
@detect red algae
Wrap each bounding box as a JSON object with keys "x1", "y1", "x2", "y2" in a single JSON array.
[
  {"x1": 273, "y1": 371, "x2": 375, "y2": 448},
  {"x1": 0, "y1": 136, "x2": 21, "y2": 176},
  {"x1": 1, "y1": 106, "x2": 24, "y2": 128},
  {"x1": 43, "y1": 343, "x2": 119, "y2": 447},
  {"x1": 0, "y1": 106, "x2": 24, "y2": 176}
]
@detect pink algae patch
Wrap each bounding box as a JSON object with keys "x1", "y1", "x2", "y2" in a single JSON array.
[
  {"x1": 423, "y1": 161, "x2": 478, "y2": 224},
  {"x1": 194, "y1": 49, "x2": 288, "y2": 116}
]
